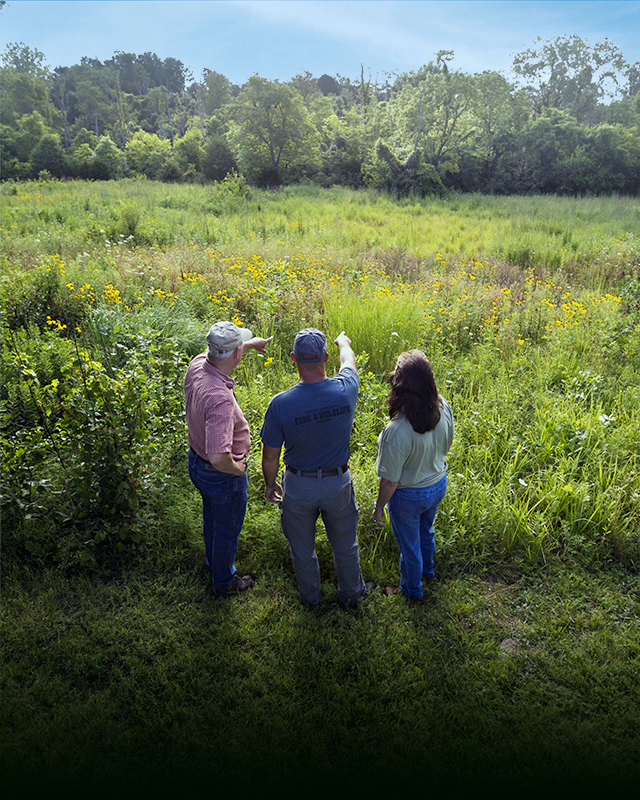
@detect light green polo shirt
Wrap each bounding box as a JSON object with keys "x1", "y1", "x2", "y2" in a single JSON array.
[{"x1": 376, "y1": 399, "x2": 454, "y2": 488}]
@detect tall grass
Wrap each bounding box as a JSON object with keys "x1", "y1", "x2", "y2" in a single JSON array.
[
  {"x1": 324, "y1": 284, "x2": 425, "y2": 374},
  {"x1": 2, "y1": 180, "x2": 638, "y2": 572},
  {"x1": 2, "y1": 180, "x2": 637, "y2": 285},
  {"x1": 2, "y1": 180, "x2": 640, "y2": 793}
]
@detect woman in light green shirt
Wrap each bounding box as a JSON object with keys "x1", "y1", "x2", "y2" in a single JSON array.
[{"x1": 373, "y1": 350, "x2": 454, "y2": 600}]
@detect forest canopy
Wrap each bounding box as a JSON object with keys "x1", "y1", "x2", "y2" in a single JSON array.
[{"x1": 1, "y1": 35, "x2": 638, "y2": 195}]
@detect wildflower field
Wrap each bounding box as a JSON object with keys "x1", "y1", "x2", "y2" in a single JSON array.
[{"x1": 1, "y1": 179, "x2": 639, "y2": 793}]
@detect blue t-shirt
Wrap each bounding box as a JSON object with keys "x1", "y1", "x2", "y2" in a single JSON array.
[{"x1": 260, "y1": 366, "x2": 359, "y2": 471}]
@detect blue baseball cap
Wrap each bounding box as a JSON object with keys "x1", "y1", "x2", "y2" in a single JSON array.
[{"x1": 293, "y1": 328, "x2": 327, "y2": 363}]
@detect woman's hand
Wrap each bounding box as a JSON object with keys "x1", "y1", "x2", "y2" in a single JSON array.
[
  {"x1": 374, "y1": 477, "x2": 399, "y2": 527},
  {"x1": 372, "y1": 504, "x2": 386, "y2": 528}
]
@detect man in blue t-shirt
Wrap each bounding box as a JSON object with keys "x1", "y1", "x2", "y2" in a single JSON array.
[{"x1": 261, "y1": 328, "x2": 368, "y2": 608}]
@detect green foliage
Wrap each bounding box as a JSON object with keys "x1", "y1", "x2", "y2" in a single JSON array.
[
  {"x1": 1, "y1": 182, "x2": 638, "y2": 573},
  {"x1": 68, "y1": 142, "x2": 94, "y2": 178},
  {"x1": 29, "y1": 133, "x2": 67, "y2": 178},
  {"x1": 201, "y1": 69, "x2": 233, "y2": 114},
  {"x1": 117, "y1": 200, "x2": 141, "y2": 238},
  {"x1": 1, "y1": 34, "x2": 638, "y2": 195},
  {"x1": 91, "y1": 134, "x2": 129, "y2": 179},
  {"x1": 173, "y1": 128, "x2": 204, "y2": 179},
  {"x1": 516, "y1": 110, "x2": 640, "y2": 195},
  {"x1": 318, "y1": 107, "x2": 372, "y2": 188},
  {"x1": 0, "y1": 44, "x2": 51, "y2": 126},
  {"x1": 2, "y1": 312, "x2": 190, "y2": 566},
  {"x1": 0, "y1": 111, "x2": 53, "y2": 180},
  {"x1": 124, "y1": 130, "x2": 172, "y2": 179},
  {"x1": 201, "y1": 135, "x2": 237, "y2": 182},
  {"x1": 228, "y1": 75, "x2": 321, "y2": 186},
  {"x1": 200, "y1": 171, "x2": 252, "y2": 216},
  {"x1": 0, "y1": 257, "x2": 85, "y2": 331},
  {"x1": 511, "y1": 34, "x2": 629, "y2": 123},
  {"x1": 324, "y1": 287, "x2": 427, "y2": 373},
  {"x1": 364, "y1": 140, "x2": 446, "y2": 197}
]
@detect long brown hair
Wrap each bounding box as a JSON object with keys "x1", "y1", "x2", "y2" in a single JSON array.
[{"x1": 388, "y1": 350, "x2": 441, "y2": 433}]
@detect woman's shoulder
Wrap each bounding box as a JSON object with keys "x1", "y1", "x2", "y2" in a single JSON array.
[
  {"x1": 437, "y1": 398, "x2": 454, "y2": 435},
  {"x1": 440, "y1": 396, "x2": 453, "y2": 416},
  {"x1": 382, "y1": 414, "x2": 413, "y2": 439}
]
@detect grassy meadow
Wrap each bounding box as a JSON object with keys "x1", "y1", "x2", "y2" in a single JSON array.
[{"x1": 1, "y1": 178, "x2": 639, "y2": 793}]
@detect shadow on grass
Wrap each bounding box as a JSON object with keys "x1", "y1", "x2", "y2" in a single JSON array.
[{"x1": 2, "y1": 558, "x2": 639, "y2": 795}]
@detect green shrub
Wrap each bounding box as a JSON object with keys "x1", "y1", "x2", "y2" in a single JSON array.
[
  {"x1": 2, "y1": 306, "x2": 191, "y2": 566},
  {"x1": 1, "y1": 257, "x2": 86, "y2": 332}
]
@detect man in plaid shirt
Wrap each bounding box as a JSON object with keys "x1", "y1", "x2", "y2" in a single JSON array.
[{"x1": 185, "y1": 320, "x2": 272, "y2": 597}]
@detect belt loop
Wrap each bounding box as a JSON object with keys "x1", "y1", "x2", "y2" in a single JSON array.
[{"x1": 316, "y1": 469, "x2": 322, "y2": 481}]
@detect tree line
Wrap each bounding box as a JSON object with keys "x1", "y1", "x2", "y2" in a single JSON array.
[{"x1": 1, "y1": 34, "x2": 638, "y2": 195}]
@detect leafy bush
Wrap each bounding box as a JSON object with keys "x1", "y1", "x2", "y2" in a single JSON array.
[
  {"x1": 30, "y1": 134, "x2": 67, "y2": 178},
  {"x1": 364, "y1": 140, "x2": 446, "y2": 198},
  {"x1": 1, "y1": 257, "x2": 87, "y2": 332},
  {"x1": 201, "y1": 171, "x2": 253, "y2": 216},
  {"x1": 2, "y1": 303, "x2": 191, "y2": 566},
  {"x1": 202, "y1": 135, "x2": 238, "y2": 182}
]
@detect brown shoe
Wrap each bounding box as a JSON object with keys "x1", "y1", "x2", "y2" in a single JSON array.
[
  {"x1": 385, "y1": 585, "x2": 424, "y2": 603},
  {"x1": 212, "y1": 574, "x2": 253, "y2": 598}
]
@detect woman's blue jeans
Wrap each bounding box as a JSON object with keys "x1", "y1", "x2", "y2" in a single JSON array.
[
  {"x1": 388, "y1": 475, "x2": 447, "y2": 599},
  {"x1": 188, "y1": 450, "x2": 248, "y2": 589}
]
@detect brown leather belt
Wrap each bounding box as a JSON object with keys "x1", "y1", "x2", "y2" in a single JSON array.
[{"x1": 286, "y1": 464, "x2": 348, "y2": 478}]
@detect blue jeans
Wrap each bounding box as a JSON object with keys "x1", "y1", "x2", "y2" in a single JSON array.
[
  {"x1": 188, "y1": 450, "x2": 248, "y2": 589},
  {"x1": 388, "y1": 475, "x2": 448, "y2": 599}
]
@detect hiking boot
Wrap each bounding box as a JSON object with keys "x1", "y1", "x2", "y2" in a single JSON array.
[{"x1": 212, "y1": 574, "x2": 253, "y2": 598}]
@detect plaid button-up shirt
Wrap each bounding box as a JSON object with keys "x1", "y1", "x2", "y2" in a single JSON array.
[{"x1": 184, "y1": 354, "x2": 250, "y2": 460}]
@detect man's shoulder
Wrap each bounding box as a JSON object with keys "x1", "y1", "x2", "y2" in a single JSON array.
[
  {"x1": 332, "y1": 365, "x2": 359, "y2": 388},
  {"x1": 186, "y1": 352, "x2": 206, "y2": 371},
  {"x1": 184, "y1": 353, "x2": 205, "y2": 386},
  {"x1": 264, "y1": 383, "x2": 301, "y2": 416},
  {"x1": 270, "y1": 381, "x2": 300, "y2": 401},
  {"x1": 185, "y1": 355, "x2": 233, "y2": 399}
]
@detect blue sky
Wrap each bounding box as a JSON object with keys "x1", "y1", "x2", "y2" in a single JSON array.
[{"x1": 1, "y1": 1, "x2": 638, "y2": 85}]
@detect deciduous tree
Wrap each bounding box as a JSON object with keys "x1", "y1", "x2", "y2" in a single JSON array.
[
  {"x1": 0, "y1": 42, "x2": 52, "y2": 125},
  {"x1": 510, "y1": 34, "x2": 629, "y2": 124},
  {"x1": 390, "y1": 52, "x2": 477, "y2": 175},
  {"x1": 227, "y1": 76, "x2": 319, "y2": 185},
  {"x1": 201, "y1": 70, "x2": 233, "y2": 115},
  {"x1": 30, "y1": 132, "x2": 66, "y2": 177}
]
